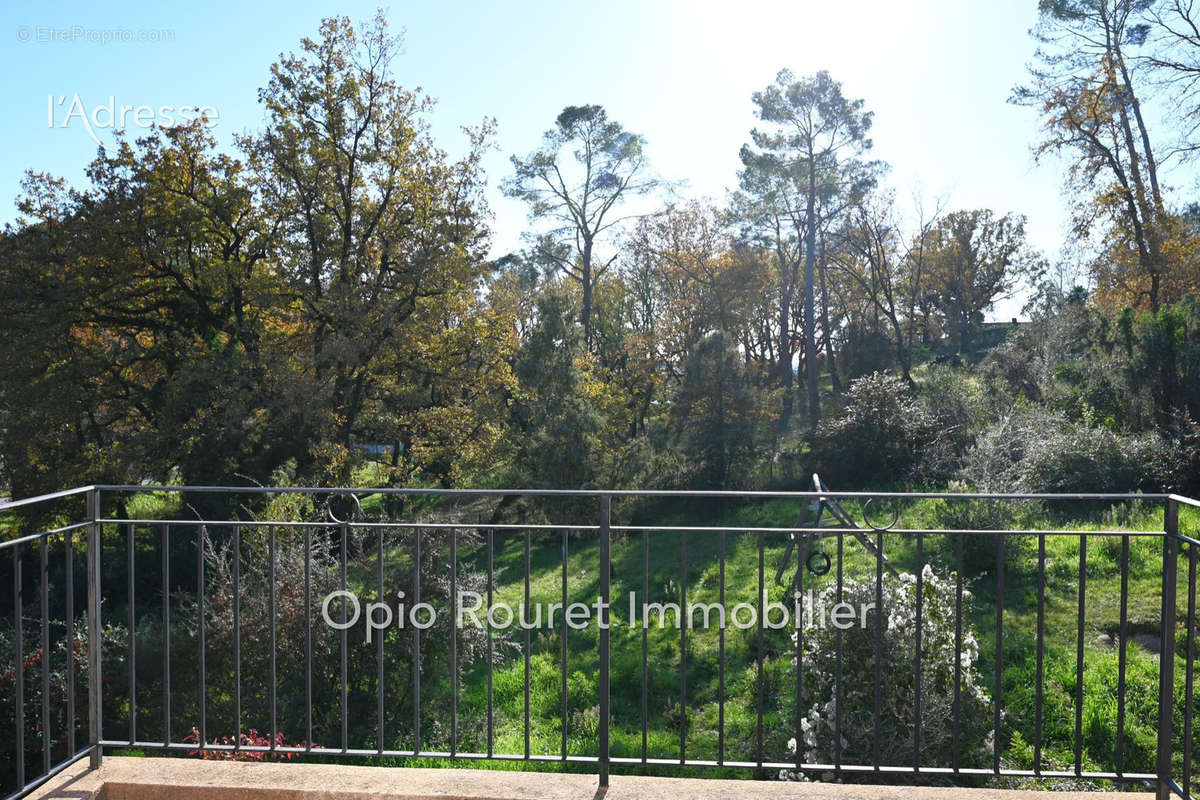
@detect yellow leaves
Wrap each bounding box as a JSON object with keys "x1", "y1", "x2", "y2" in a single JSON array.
[
  {"x1": 308, "y1": 441, "x2": 351, "y2": 484},
  {"x1": 400, "y1": 404, "x2": 508, "y2": 487},
  {"x1": 1089, "y1": 208, "x2": 1200, "y2": 312}
]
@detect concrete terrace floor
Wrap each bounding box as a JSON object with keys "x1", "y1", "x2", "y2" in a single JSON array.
[{"x1": 29, "y1": 758, "x2": 1155, "y2": 800}]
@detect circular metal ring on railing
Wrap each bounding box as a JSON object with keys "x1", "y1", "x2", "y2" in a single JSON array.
[
  {"x1": 862, "y1": 497, "x2": 900, "y2": 532},
  {"x1": 806, "y1": 549, "x2": 832, "y2": 576},
  {"x1": 326, "y1": 492, "x2": 364, "y2": 525}
]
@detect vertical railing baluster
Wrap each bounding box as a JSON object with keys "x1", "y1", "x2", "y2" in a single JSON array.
[
  {"x1": 994, "y1": 534, "x2": 1004, "y2": 776},
  {"x1": 642, "y1": 528, "x2": 650, "y2": 764},
  {"x1": 269, "y1": 524, "x2": 277, "y2": 757},
  {"x1": 560, "y1": 528, "x2": 568, "y2": 761},
  {"x1": 1117, "y1": 534, "x2": 1130, "y2": 775},
  {"x1": 719, "y1": 529, "x2": 726, "y2": 767},
  {"x1": 756, "y1": 529, "x2": 764, "y2": 769},
  {"x1": 680, "y1": 528, "x2": 688, "y2": 765},
  {"x1": 598, "y1": 495, "x2": 611, "y2": 788},
  {"x1": 795, "y1": 530, "x2": 804, "y2": 770},
  {"x1": 834, "y1": 531, "x2": 843, "y2": 775},
  {"x1": 452, "y1": 527, "x2": 459, "y2": 758},
  {"x1": 15, "y1": 545, "x2": 25, "y2": 789},
  {"x1": 1035, "y1": 531, "x2": 1045, "y2": 775},
  {"x1": 524, "y1": 527, "x2": 531, "y2": 759},
  {"x1": 304, "y1": 526, "x2": 312, "y2": 753},
  {"x1": 127, "y1": 523, "x2": 136, "y2": 746},
  {"x1": 952, "y1": 532, "x2": 963, "y2": 774},
  {"x1": 1074, "y1": 533, "x2": 1087, "y2": 775},
  {"x1": 487, "y1": 528, "x2": 494, "y2": 758},
  {"x1": 197, "y1": 525, "x2": 206, "y2": 752},
  {"x1": 41, "y1": 536, "x2": 51, "y2": 773},
  {"x1": 340, "y1": 521, "x2": 347, "y2": 754},
  {"x1": 66, "y1": 530, "x2": 75, "y2": 757},
  {"x1": 412, "y1": 525, "x2": 420, "y2": 755},
  {"x1": 376, "y1": 526, "x2": 384, "y2": 755},
  {"x1": 87, "y1": 489, "x2": 102, "y2": 770},
  {"x1": 1156, "y1": 500, "x2": 1178, "y2": 800},
  {"x1": 161, "y1": 524, "x2": 170, "y2": 749},
  {"x1": 872, "y1": 530, "x2": 883, "y2": 772},
  {"x1": 913, "y1": 530, "x2": 922, "y2": 773},
  {"x1": 1181, "y1": 540, "x2": 1196, "y2": 799},
  {"x1": 233, "y1": 524, "x2": 241, "y2": 752}
]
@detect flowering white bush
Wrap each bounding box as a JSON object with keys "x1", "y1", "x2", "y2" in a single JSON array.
[{"x1": 786, "y1": 564, "x2": 994, "y2": 774}]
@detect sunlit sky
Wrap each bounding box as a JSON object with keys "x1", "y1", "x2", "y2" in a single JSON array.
[{"x1": 4, "y1": 0, "x2": 1188, "y2": 319}]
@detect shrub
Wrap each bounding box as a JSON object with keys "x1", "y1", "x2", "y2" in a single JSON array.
[
  {"x1": 960, "y1": 407, "x2": 1170, "y2": 493},
  {"x1": 1127, "y1": 296, "x2": 1200, "y2": 425},
  {"x1": 173, "y1": 517, "x2": 502, "y2": 753},
  {"x1": 0, "y1": 617, "x2": 116, "y2": 789},
  {"x1": 980, "y1": 339, "x2": 1044, "y2": 405},
  {"x1": 786, "y1": 565, "x2": 993, "y2": 772},
  {"x1": 1162, "y1": 414, "x2": 1200, "y2": 496},
  {"x1": 807, "y1": 373, "x2": 939, "y2": 487},
  {"x1": 916, "y1": 366, "x2": 993, "y2": 479}
]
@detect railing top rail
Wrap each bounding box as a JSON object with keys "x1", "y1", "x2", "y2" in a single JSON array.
[
  {"x1": 0, "y1": 485, "x2": 96, "y2": 513},
  {"x1": 90, "y1": 484, "x2": 1179, "y2": 501},
  {"x1": 1169, "y1": 493, "x2": 1200, "y2": 510},
  {"x1": 4, "y1": 484, "x2": 1197, "y2": 512}
]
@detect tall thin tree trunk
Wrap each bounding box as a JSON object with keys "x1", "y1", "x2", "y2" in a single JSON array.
[
  {"x1": 804, "y1": 152, "x2": 821, "y2": 428},
  {"x1": 1108, "y1": 64, "x2": 1162, "y2": 309},
  {"x1": 818, "y1": 244, "x2": 840, "y2": 393},
  {"x1": 581, "y1": 239, "x2": 594, "y2": 347},
  {"x1": 1113, "y1": 47, "x2": 1164, "y2": 214},
  {"x1": 778, "y1": 257, "x2": 796, "y2": 430}
]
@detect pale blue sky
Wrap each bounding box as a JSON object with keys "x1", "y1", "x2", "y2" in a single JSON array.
[{"x1": 0, "y1": 0, "x2": 1149, "y2": 318}]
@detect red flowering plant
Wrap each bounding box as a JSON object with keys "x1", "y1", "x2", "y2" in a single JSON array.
[{"x1": 182, "y1": 726, "x2": 315, "y2": 761}]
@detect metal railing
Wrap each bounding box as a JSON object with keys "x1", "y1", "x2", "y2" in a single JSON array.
[{"x1": 0, "y1": 485, "x2": 1196, "y2": 799}]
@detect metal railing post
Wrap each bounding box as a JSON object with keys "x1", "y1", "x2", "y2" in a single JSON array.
[
  {"x1": 86, "y1": 488, "x2": 103, "y2": 770},
  {"x1": 598, "y1": 494, "x2": 611, "y2": 788},
  {"x1": 1157, "y1": 498, "x2": 1179, "y2": 800}
]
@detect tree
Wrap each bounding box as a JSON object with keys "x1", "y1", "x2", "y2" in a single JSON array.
[
  {"x1": 831, "y1": 190, "x2": 942, "y2": 384},
  {"x1": 246, "y1": 13, "x2": 498, "y2": 482},
  {"x1": 504, "y1": 105, "x2": 660, "y2": 349},
  {"x1": 508, "y1": 288, "x2": 601, "y2": 488},
  {"x1": 1144, "y1": 0, "x2": 1200, "y2": 152},
  {"x1": 0, "y1": 124, "x2": 279, "y2": 495},
  {"x1": 626, "y1": 202, "x2": 763, "y2": 375},
  {"x1": 1014, "y1": 0, "x2": 1171, "y2": 309},
  {"x1": 0, "y1": 14, "x2": 511, "y2": 494},
  {"x1": 672, "y1": 331, "x2": 763, "y2": 488},
  {"x1": 924, "y1": 210, "x2": 1043, "y2": 353},
  {"x1": 1127, "y1": 295, "x2": 1200, "y2": 425},
  {"x1": 738, "y1": 69, "x2": 875, "y2": 428}
]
